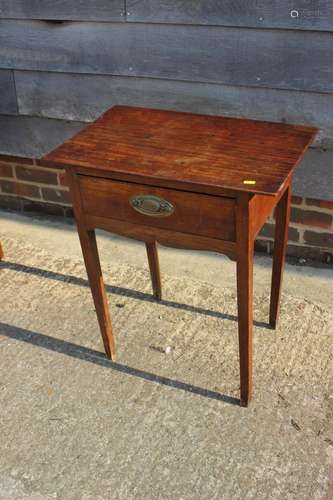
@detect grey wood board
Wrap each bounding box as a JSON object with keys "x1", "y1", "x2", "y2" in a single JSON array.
[
  {"x1": 0, "y1": 69, "x2": 17, "y2": 114},
  {"x1": 0, "y1": 115, "x2": 84, "y2": 157},
  {"x1": 1, "y1": 21, "x2": 333, "y2": 93},
  {"x1": 293, "y1": 149, "x2": 333, "y2": 201},
  {"x1": 14, "y1": 71, "x2": 333, "y2": 149},
  {"x1": 0, "y1": 0, "x2": 125, "y2": 21},
  {"x1": 127, "y1": 0, "x2": 333, "y2": 32}
]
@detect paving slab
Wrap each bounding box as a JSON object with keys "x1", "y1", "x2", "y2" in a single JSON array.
[{"x1": 0, "y1": 235, "x2": 332, "y2": 499}]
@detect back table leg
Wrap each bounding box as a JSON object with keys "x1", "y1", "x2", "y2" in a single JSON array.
[
  {"x1": 269, "y1": 183, "x2": 291, "y2": 329},
  {"x1": 146, "y1": 241, "x2": 162, "y2": 300},
  {"x1": 77, "y1": 225, "x2": 116, "y2": 360}
]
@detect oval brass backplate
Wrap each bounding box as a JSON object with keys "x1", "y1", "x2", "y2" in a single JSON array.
[{"x1": 129, "y1": 194, "x2": 174, "y2": 217}]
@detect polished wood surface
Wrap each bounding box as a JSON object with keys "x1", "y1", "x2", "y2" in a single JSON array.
[
  {"x1": 78, "y1": 175, "x2": 236, "y2": 241},
  {"x1": 44, "y1": 106, "x2": 316, "y2": 196},
  {"x1": 84, "y1": 215, "x2": 237, "y2": 259},
  {"x1": 42, "y1": 105, "x2": 316, "y2": 406}
]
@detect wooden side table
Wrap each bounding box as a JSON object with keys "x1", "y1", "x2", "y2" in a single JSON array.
[{"x1": 43, "y1": 106, "x2": 316, "y2": 406}]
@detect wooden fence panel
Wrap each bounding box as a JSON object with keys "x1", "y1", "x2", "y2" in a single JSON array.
[
  {"x1": 0, "y1": 69, "x2": 17, "y2": 114},
  {"x1": 127, "y1": 0, "x2": 333, "y2": 31},
  {"x1": 1, "y1": 21, "x2": 332, "y2": 93},
  {"x1": 0, "y1": 0, "x2": 124, "y2": 22}
]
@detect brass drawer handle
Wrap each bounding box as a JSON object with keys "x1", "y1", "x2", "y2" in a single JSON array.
[{"x1": 129, "y1": 194, "x2": 174, "y2": 217}]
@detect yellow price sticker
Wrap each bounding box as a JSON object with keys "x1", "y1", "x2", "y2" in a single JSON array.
[{"x1": 243, "y1": 180, "x2": 256, "y2": 185}]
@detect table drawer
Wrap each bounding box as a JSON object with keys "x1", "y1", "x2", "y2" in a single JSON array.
[{"x1": 78, "y1": 175, "x2": 236, "y2": 241}]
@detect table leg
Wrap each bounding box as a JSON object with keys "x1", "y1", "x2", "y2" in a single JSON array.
[
  {"x1": 0, "y1": 241, "x2": 3, "y2": 260},
  {"x1": 77, "y1": 225, "x2": 116, "y2": 360},
  {"x1": 146, "y1": 241, "x2": 162, "y2": 300},
  {"x1": 236, "y1": 194, "x2": 253, "y2": 406},
  {"x1": 269, "y1": 184, "x2": 291, "y2": 329},
  {"x1": 237, "y1": 246, "x2": 254, "y2": 407}
]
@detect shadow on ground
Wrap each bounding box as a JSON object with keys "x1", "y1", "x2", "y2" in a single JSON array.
[{"x1": 0, "y1": 321, "x2": 239, "y2": 406}]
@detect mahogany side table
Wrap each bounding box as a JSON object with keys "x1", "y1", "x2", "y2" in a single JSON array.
[{"x1": 43, "y1": 106, "x2": 316, "y2": 406}]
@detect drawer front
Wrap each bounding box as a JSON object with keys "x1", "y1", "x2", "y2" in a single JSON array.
[{"x1": 78, "y1": 175, "x2": 236, "y2": 241}]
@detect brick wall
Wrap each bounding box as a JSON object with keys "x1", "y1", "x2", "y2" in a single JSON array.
[
  {"x1": 0, "y1": 156, "x2": 73, "y2": 218},
  {"x1": 0, "y1": 156, "x2": 332, "y2": 263}
]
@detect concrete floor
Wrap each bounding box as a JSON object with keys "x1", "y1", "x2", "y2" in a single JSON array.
[
  {"x1": 0, "y1": 210, "x2": 332, "y2": 499},
  {"x1": 1, "y1": 209, "x2": 333, "y2": 309}
]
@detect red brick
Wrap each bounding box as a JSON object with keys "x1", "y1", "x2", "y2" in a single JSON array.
[
  {"x1": 254, "y1": 240, "x2": 270, "y2": 254},
  {"x1": 0, "y1": 154, "x2": 33, "y2": 165},
  {"x1": 41, "y1": 187, "x2": 71, "y2": 204},
  {"x1": 291, "y1": 195, "x2": 303, "y2": 205},
  {"x1": 305, "y1": 198, "x2": 333, "y2": 211},
  {"x1": 64, "y1": 207, "x2": 74, "y2": 218},
  {"x1": 58, "y1": 171, "x2": 69, "y2": 187},
  {"x1": 15, "y1": 165, "x2": 58, "y2": 185},
  {"x1": 0, "y1": 194, "x2": 23, "y2": 211},
  {"x1": 0, "y1": 180, "x2": 40, "y2": 198},
  {"x1": 303, "y1": 230, "x2": 333, "y2": 249},
  {"x1": 35, "y1": 158, "x2": 63, "y2": 169},
  {"x1": 290, "y1": 207, "x2": 332, "y2": 229},
  {"x1": 22, "y1": 199, "x2": 66, "y2": 217},
  {"x1": 0, "y1": 162, "x2": 13, "y2": 178},
  {"x1": 259, "y1": 223, "x2": 299, "y2": 242},
  {"x1": 285, "y1": 244, "x2": 333, "y2": 262}
]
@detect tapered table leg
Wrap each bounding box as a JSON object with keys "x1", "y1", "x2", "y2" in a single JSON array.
[
  {"x1": 269, "y1": 183, "x2": 291, "y2": 329},
  {"x1": 237, "y1": 248, "x2": 254, "y2": 407},
  {"x1": 146, "y1": 241, "x2": 162, "y2": 300},
  {"x1": 0, "y1": 241, "x2": 3, "y2": 260},
  {"x1": 77, "y1": 225, "x2": 116, "y2": 360},
  {"x1": 236, "y1": 194, "x2": 254, "y2": 407}
]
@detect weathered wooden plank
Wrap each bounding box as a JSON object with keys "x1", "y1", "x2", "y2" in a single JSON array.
[
  {"x1": 127, "y1": 0, "x2": 333, "y2": 32},
  {"x1": 15, "y1": 71, "x2": 333, "y2": 149},
  {"x1": 293, "y1": 149, "x2": 333, "y2": 201},
  {"x1": 0, "y1": 115, "x2": 84, "y2": 158},
  {"x1": 1, "y1": 21, "x2": 333, "y2": 93},
  {"x1": 0, "y1": 69, "x2": 17, "y2": 114},
  {"x1": 0, "y1": 1, "x2": 124, "y2": 21}
]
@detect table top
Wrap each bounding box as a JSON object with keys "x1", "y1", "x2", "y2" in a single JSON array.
[{"x1": 43, "y1": 105, "x2": 317, "y2": 197}]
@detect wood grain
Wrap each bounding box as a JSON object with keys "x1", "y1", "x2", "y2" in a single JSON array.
[
  {"x1": 78, "y1": 175, "x2": 236, "y2": 241},
  {"x1": 0, "y1": 115, "x2": 84, "y2": 158},
  {"x1": 0, "y1": 0, "x2": 125, "y2": 21},
  {"x1": 270, "y1": 182, "x2": 292, "y2": 328},
  {"x1": 0, "y1": 70, "x2": 17, "y2": 114},
  {"x1": 14, "y1": 70, "x2": 333, "y2": 149},
  {"x1": 44, "y1": 106, "x2": 317, "y2": 197},
  {"x1": 1, "y1": 21, "x2": 333, "y2": 93},
  {"x1": 236, "y1": 193, "x2": 254, "y2": 407},
  {"x1": 84, "y1": 214, "x2": 237, "y2": 259},
  {"x1": 66, "y1": 168, "x2": 116, "y2": 359},
  {"x1": 127, "y1": 0, "x2": 333, "y2": 32},
  {"x1": 54, "y1": 105, "x2": 313, "y2": 406}
]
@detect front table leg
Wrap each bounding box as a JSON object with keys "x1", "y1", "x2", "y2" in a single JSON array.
[
  {"x1": 236, "y1": 194, "x2": 254, "y2": 406},
  {"x1": 77, "y1": 224, "x2": 116, "y2": 360},
  {"x1": 0, "y1": 241, "x2": 3, "y2": 260},
  {"x1": 269, "y1": 184, "x2": 291, "y2": 328}
]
